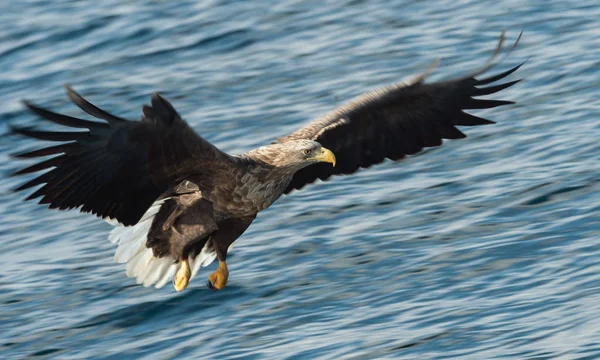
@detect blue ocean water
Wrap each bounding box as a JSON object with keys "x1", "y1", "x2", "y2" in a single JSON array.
[{"x1": 1, "y1": 0, "x2": 599, "y2": 359}]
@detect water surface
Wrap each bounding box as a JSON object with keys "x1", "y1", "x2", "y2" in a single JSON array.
[{"x1": 1, "y1": 0, "x2": 599, "y2": 359}]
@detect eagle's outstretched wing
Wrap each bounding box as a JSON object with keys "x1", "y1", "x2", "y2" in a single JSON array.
[
  {"x1": 279, "y1": 31, "x2": 524, "y2": 194},
  {"x1": 11, "y1": 87, "x2": 234, "y2": 226}
]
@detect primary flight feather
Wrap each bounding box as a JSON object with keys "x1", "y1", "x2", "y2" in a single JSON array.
[{"x1": 10, "y1": 31, "x2": 523, "y2": 291}]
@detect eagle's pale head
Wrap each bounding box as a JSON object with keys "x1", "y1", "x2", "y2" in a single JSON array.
[{"x1": 248, "y1": 139, "x2": 336, "y2": 170}]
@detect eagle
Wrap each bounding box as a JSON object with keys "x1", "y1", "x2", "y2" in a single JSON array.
[{"x1": 10, "y1": 31, "x2": 523, "y2": 292}]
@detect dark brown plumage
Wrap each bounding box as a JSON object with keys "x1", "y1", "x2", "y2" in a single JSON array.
[{"x1": 9, "y1": 31, "x2": 523, "y2": 291}]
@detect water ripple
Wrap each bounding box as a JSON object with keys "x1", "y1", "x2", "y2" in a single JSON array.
[{"x1": 1, "y1": 0, "x2": 599, "y2": 359}]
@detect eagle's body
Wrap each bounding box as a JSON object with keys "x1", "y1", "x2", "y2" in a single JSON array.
[{"x1": 10, "y1": 32, "x2": 523, "y2": 291}]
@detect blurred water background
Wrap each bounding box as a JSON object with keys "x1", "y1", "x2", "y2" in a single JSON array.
[{"x1": 1, "y1": 0, "x2": 599, "y2": 359}]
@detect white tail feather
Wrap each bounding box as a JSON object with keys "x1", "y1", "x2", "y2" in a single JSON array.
[
  {"x1": 191, "y1": 243, "x2": 217, "y2": 280},
  {"x1": 155, "y1": 263, "x2": 178, "y2": 289},
  {"x1": 106, "y1": 199, "x2": 217, "y2": 289},
  {"x1": 143, "y1": 257, "x2": 172, "y2": 287}
]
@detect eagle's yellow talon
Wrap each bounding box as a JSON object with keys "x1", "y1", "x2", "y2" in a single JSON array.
[
  {"x1": 173, "y1": 259, "x2": 190, "y2": 292},
  {"x1": 207, "y1": 260, "x2": 229, "y2": 290}
]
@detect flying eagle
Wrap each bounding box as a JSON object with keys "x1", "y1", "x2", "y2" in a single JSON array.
[{"x1": 10, "y1": 32, "x2": 523, "y2": 291}]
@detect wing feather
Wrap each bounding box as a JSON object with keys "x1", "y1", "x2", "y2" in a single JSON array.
[
  {"x1": 280, "y1": 31, "x2": 524, "y2": 193},
  {"x1": 65, "y1": 85, "x2": 128, "y2": 124},
  {"x1": 11, "y1": 87, "x2": 234, "y2": 225}
]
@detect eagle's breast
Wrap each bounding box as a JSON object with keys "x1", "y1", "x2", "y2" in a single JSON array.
[{"x1": 207, "y1": 164, "x2": 293, "y2": 216}]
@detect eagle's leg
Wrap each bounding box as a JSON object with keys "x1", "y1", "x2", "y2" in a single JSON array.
[
  {"x1": 173, "y1": 258, "x2": 191, "y2": 292},
  {"x1": 205, "y1": 215, "x2": 256, "y2": 291},
  {"x1": 207, "y1": 257, "x2": 229, "y2": 291}
]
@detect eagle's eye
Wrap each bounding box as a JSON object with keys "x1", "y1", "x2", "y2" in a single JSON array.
[{"x1": 303, "y1": 149, "x2": 311, "y2": 155}]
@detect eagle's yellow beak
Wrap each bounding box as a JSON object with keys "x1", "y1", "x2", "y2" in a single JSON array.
[{"x1": 312, "y1": 147, "x2": 336, "y2": 167}]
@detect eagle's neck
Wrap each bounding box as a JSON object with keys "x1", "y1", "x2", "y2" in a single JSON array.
[
  {"x1": 241, "y1": 161, "x2": 297, "y2": 210},
  {"x1": 208, "y1": 159, "x2": 294, "y2": 216},
  {"x1": 221, "y1": 154, "x2": 301, "y2": 214}
]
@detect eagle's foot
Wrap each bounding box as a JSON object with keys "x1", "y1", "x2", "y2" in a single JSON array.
[
  {"x1": 173, "y1": 259, "x2": 191, "y2": 292},
  {"x1": 207, "y1": 260, "x2": 229, "y2": 291}
]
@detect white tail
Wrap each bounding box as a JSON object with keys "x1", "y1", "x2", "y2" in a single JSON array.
[{"x1": 106, "y1": 199, "x2": 217, "y2": 289}]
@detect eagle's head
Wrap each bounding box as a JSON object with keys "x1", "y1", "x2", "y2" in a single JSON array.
[
  {"x1": 249, "y1": 139, "x2": 336, "y2": 170},
  {"x1": 284, "y1": 139, "x2": 336, "y2": 167}
]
